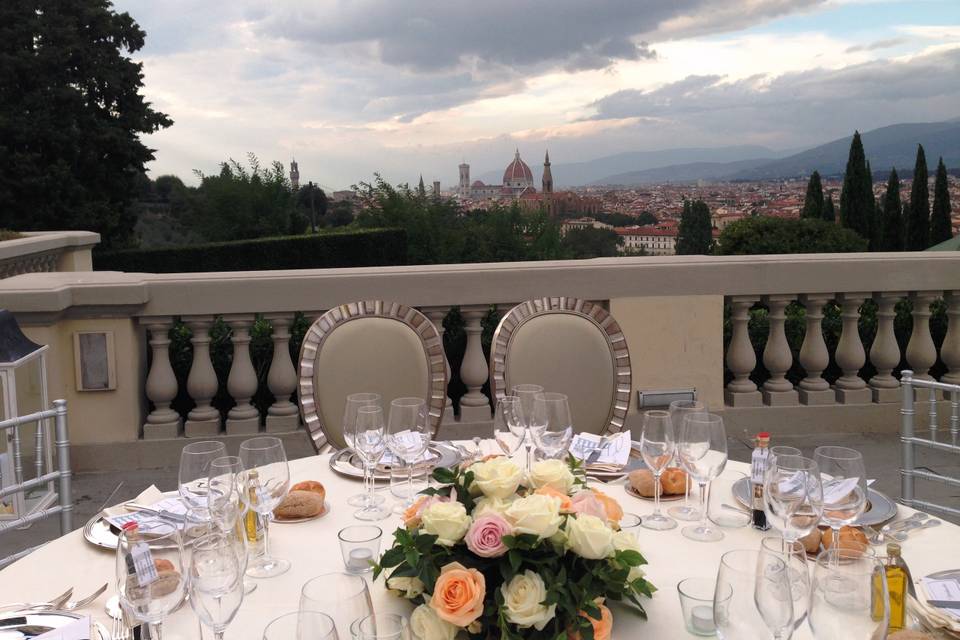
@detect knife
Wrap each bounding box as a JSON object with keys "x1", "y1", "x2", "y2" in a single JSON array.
[{"x1": 925, "y1": 600, "x2": 960, "y2": 610}]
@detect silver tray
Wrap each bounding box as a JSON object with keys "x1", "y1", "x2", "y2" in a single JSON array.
[
  {"x1": 83, "y1": 492, "x2": 186, "y2": 551},
  {"x1": 329, "y1": 443, "x2": 461, "y2": 480},
  {"x1": 731, "y1": 477, "x2": 898, "y2": 527},
  {"x1": 0, "y1": 610, "x2": 109, "y2": 639}
]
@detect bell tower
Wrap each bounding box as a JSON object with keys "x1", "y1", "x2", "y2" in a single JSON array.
[
  {"x1": 290, "y1": 157, "x2": 300, "y2": 190},
  {"x1": 542, "y1": 150, "x2": 553, "y2": 194},
  {"x1": 458, "y1": 161, "x2": 470, "y2": 197}
]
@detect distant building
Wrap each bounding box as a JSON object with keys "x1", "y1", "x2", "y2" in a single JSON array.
[
  {"x1": 615, "y1": 224, "x2": 678, "y2": 255},
  {"x1": 560, "y1": 217, "x2": 613, "y2": 235},
  {"x1": 458, "y1": 150, "x2": 536, "y2": 199},
  {"x1": 290, "y1": 158, "x2": 300, "y2": 190},
  {"x1": 330, "y1": 190, "x2": 357, "y2": 203}
]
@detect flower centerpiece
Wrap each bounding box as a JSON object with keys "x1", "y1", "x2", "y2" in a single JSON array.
[{"x1": 374, "y1": 456, "x2": 656, "y2": 640}]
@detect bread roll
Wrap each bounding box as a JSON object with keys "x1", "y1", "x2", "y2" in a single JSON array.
[
  {"x1": 660, "y1": 468, "x2": 687, "y2": 495},
  {"x1": 889, "y1": 631, "x2": 934, "y2": 640},
  {"x1": 151, "y1": 569, "x2": 182, "y2": 598},
  {"x1": 799, "y1": 528, "x2": 822, "y2": 555},
  {"x1": 154, "y1": 558, "x2": 175, "y2": 573},
  {"x1": 821, "y1": 526, "x2": 868, "y2": 551},
  {"x1": 274, "y1": 490, "x2": 325, "y2": 520},
  {"x1": 291, "y1": 480, "x2": 326, "y2": 501},
  {"x1": 628, "y1": 469, "x2": 657, "y2": 497}
]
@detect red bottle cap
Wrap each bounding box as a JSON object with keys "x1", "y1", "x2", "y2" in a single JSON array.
[
  {"x1": 757, "y1": 432, "x2": 770, "y2": 438},
  {"x1": 122, "y1": 521, "x2": 139, "y2": 531}
]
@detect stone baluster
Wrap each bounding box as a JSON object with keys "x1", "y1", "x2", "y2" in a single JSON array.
[
  {"x1": 798, "y1": 295, "x2": 834, "y2": 405},
  {"x1": 940, "y1": 291, "x2": 960, "y2": 386},
  {"x1": 265, "y1": 313, "x2": 300, "y2": 433},
  {"x1": 834, "y1": 293, "x2": 872, "y2": 404},
  {"x1": 426, "y1": 308, "x2": 455, "y2": 424},
  {"x1": 905, "y1": 292, "x2": 938, "y2": 381},
  {"x1": 225, "y1": 315, "x2": 261, "y2": 435},
  {"x1": 459, "y1": 306, "x2": 492, "y2": 422},
  {"x1": 183, "y1": 315, "x2": 221, "y2": 437},
  {"x1": 868, "y1": 292, "x2": 905, "y2": 402},
  {"x1": 724, "y1": 296, "x2": 762, "y2": 407},
  {"x1": 141, "y1": 317, "x2": 182, "y2": 439},
  {"x1": 761, "y1": 295, "x2": 798, "y2": 406}
]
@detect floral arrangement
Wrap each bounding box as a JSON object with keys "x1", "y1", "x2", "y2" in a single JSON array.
[{"x1": 374, "y1": 456, "x2": 655, "y2": 640}]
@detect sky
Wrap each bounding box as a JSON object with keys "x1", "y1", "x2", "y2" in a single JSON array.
[{"x1": 114, "y1": 0, "x2": 960, "y2": 190}]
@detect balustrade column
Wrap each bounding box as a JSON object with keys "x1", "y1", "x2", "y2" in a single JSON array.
[
  {"x1": 834, "y1": 293, "x2": 872, "y2": 404},
  {"x1": 762, "y1": 295, "x2": 798, "y2": 406},
  {"x1": 869, "y1": 292, "x2": 905, "y2": 402},
  {"x1": 265, "y1": 314, "x2": 300, "y2": 433},
  {"x1": 798, "y1": 295, "x2": 834, "y2": 405},
  {"x1": 724, "y1": 296, "x2": 762, "y2": 407},
  {"x1": 225, "y1": 315, "x2": 261, "y2": 435},
  {"x1": 942, "y1": 291, "x2": 960, "y2": 385},
  {"x1": 183, "y1": 315, "x2": 221, "y2": 437},
  {"x1": 459, "y1": 306, "x2": 492, "y2": 422},
  {"x1": 905, "y1": 292, "x2": 938, "y2": 381},
  {"x1": 426, "y1": 309, "x2": 455, "y2": 425},
  {"x1": 141, "y1": 317, "x2": 182, "y2": 439}
]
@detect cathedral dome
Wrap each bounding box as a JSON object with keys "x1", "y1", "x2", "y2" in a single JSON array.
[{"x1": 503, "y1": 150, "x2": 533, "y2": 184}]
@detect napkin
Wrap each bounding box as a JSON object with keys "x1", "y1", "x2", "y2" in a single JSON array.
[
  {"x1": 570, "y1": 432, "x2": 631, "y2": 469},
  {"x1": 34, "y1": 615, "x2": 91, "y2": 639},
  {"x1": 101, "y1": 485, "x2": 186, "y2": 530},
  {"x1": 909, "y1": 578, "x2": 960, "y2": 635}
]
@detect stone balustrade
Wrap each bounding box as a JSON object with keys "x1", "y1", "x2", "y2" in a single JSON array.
[{"x1": 0, "y1": 231, "x2": 100, "y2": 278}]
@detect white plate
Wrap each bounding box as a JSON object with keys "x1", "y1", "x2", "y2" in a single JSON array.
[
  {"x1": 624, "y1": 484, "x2": 686, "y2": 502},
  {"x1": 271, "y1": 504, "x2": 330, "y2": 524},
  {"x1": 83, "y1": 492, "x2": 187, "y2": 551},
  {"x1": 329, "y1": 444, "x2": 461, "y2": 480},
  {"x1": 0, "y1": 611, "x2": 108, "y2": 639},
  {"x1": 731, "y1": 477, "x2": 898, "y2": 527}
]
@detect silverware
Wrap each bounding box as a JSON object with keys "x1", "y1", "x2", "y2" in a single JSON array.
[
  {"x1": 862, "y1": 524, "x2": 881, "y2": 544},
  {"x1": 886, "y1": 518, "x2": 942, "y2": 542},
  {"x1": 881, "y1": 512, "x2": 928, "y2": 535},
  {"x1": 722, "y1": 503, "x2": 749, "y2": 513},
  {"x1": 925, "y1": 600, "x2": 960, "y2": 611},
  {"x1": 60, "y1": 582, "x2": 108, "y2": 611},
  {"x1": 123, "y1": 502, "x2": 187, "y2": 524},
  {"x1": 584, "y1": 448, "x2": 603, "y2": 466},
  {"x1": 0, "y1": 587, "x2": 73, "y2": 613}
]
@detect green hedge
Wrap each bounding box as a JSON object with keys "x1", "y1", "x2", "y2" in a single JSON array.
[{"x1": 94, "y1": 228, "x2": 406, "y2": 272}]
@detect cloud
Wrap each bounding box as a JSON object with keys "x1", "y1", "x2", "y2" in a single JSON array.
[{"x1": 845, "y1": 37, "x2": 907, "y2": 53}]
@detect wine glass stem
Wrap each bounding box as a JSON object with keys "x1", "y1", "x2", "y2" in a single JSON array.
[
  {"x1": 525, "y1": 442, "x2": 532, "y2": 473},
  {"x1": 653, "y1": 470, "x2": 662, "y2": 516},
  {"x1": 215, "y1": 630, "x2": 225, "y2": 640},
  {"x1": 362, "y1": 458, "x2": 371, "y2": 505},
  {"x1": 262, "y1": 517, "x2": 272, "y2": 560},
  {"x1": 683, "y1": 474, "x2": 691, "y2": 509},
  {"x1": 699, "y1": 482, "x2": 710, "y2": 530},
  {"x1": 364, "y1": 460, "x2": 375, "y2": 505},
  {"x1": 831, "y1": 525, "x2": 840, "y2": 566},
  {"x1": 145, "y1": 622, "x2": 162, "y2": 640},
  {"x1": 407, "y1": 461, "x2": 414, "y2": 502}
]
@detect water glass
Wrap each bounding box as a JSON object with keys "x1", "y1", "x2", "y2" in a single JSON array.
[
  {"x1": 813, "y1": 446, "x2": 867, "y2": 547},
  {"x1": 754, "y1": 543, "x2": 796, "y2": 639},
  {"x1": 493, "y1": 396, "x2": 525, "y2": 456},
  {"x1": 354, "y1": 405, "x2": 390, "y2": 521},
  {"x1": 206, "y1": 457, "x2": 257, "y2": 595},
  {"x1": 180, "y1": 440, "x2": 228, "y2": 515},
  {"x1": 263, "y1": 611, "x2": 339, "y2": 640},
  {"x1": 386, "y1": 397, "x2": 430, "y2": 513},
  {"x1": 530, "y1": 392, "x2": 574, "y2": 459},
  {"x1": 809, "y1": 546, "x2": 888, "y2": 639},
  {"x1": 300, "y1": 573, "x2": 374, "y2": 638},
  {"x1": 714, "y1": 549, "x2": 789, "y2": 640},
  {"x1": 355, "y1": 614, "x2": 411, "y2": 640},
  {"x1": 116, "y1": 520, "x2": 186, "y2": 639},
  {"x1": 511, "y1": 384, "x2": 544, "y2": 472},
  {"x1": 667, "y1": 400, "x2": 707, "y2": 522},
  {"x1": 639, "y1": 410, "x2": 677, "y2": 531},
  {"x1": 238, "y1": 436, "x2": 290, "y2": 578},
  {"x1": 708, "y1": 470, "x2": 750, "y2": 529},
  {"x1": 678, "y1": 577, "x2": 724, "y2": 636},
  {"x1": 190, "y1": 533, "x2": 244, "y2": 640},
  {"x1": 760, "y1": 537, "x2": 810, "y2": 629},
  {"x1": 677, "y1": 412, "x2": 728, "y2": 542},
  {"x1": 339, "y1": 525, "x2": 382, "y2": 575},
  {"x1": 764, "y1": 454, "x2": 823, "y2": 544},
  {"x1": 343, "y1": 393, "x2": 385, "y2": 509},
  {"x1": 770, "y1": 445, "x2": 802, "y2": 465}
]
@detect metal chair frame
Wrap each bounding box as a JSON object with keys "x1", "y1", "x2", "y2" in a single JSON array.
[
  {"x1": 899, "y1": 370, "x2": 960, "y2": 519},
  {"x1": 0, "y1": 399, "x2": 72, "y2": 568}
]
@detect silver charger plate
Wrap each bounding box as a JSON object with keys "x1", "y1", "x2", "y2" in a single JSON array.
[
  {"x1": 0, "y1": 610, "x2": 109, "y2": 639},
  {"x1": 731, "y1": 477, "x2": 898, "y2": 527},
  {"x1": 329, "y1": 443, "x2": 462, "y2": 480},
  {"x1": 83, "y1": 492, "x2": 187, "y2": 551},
  {"x1": 582, "y1": 442, "x2": 647, "y2": 479}
]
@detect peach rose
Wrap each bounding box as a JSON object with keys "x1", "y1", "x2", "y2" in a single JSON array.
[
  {"x1": 572, "y1": 602, "x2": 613, "y2": 640},
  {"x1": 535, "y1": 486, "x2": 573, "y2": 512},
  {"x1": 429, "y1": 562, "x2": 486, "y2": 627},
  {"x1": 404, "y1": 495, "x2": 447, "y2": 529},
  {"x1": 591, "y1": 489, "x2": 624, "y2": 525}
]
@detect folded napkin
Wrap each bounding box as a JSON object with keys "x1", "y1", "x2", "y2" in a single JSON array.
[
  {"x1": 33, "y1": 615, "x2": 91, "y2": 639},
  {"x1": 570, "y1": 432, "x2": 632, "y2": 469},
  {"x1": 102, "y1": 485, "x2": 186, "y2": 530},
  {"x1": 910, "y1": 577, "x2": 960, "y2": 636}
]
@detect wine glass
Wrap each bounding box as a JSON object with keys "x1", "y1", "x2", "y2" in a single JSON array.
[
  {"x1": 667, "y1": 400, "x2": 707, "y2": 522},
  {"x1": 385, "y1": 397, "x2": 430, "y2": 513},
  {"x1": 190, "y1": 533, "x2": 244, "y2": 640},
  {"x1": 813, "y1": 446, "x2": 867, "y2": 555},
  {"x1": 263, "y1": 611, "x2": 340, "y2": 640},
  {"x1": 764, "y1": 455, "x2": 823, "y2": 545},
  {"x1": 207, "y1": 455, "x2": 257, "y2": 595},
  {"x1": 530, "y1": 392, "x2": 574, "y2": 460},
  {"x1": 809, "y1": 546, "x2": 888, "y2": 639},
  {"x1": 355, "y1": 614, "x2": 411, "y2": 640},
  {"x1": 754, "y1": 542, "x2": 797, "y2": 639},
  {"x1": 116, "y1": 520, "x2": 186, "y2": 640},
  {"x1": 238, "y1": 436, "x2": 290, "y2": 578},
  {"x1": 300, "y1": 572, "x2": 374, "y2": 638},
  {"x1": 512, "y1": 384, "x2": 544, "y2": 472},
  {"x1": 677, "y1": 412, "x2": 728, "y2": 542},
  {"x1": 353, "y1": 405, "x2": 389, "y2": 521},
  {"x1": 714, "y1": 549, "x2": 789, "y2": 640},
  {"x1": 769, "y1": 445, "x2": 801, "y2": 466},
  {"x1": 180, "y1": 441, "x2": 228, "y2": 517},
  {"x1": 493, "y1": 396, "x2": 525, "y2": 457},
  {"x1": 760, "y1": 536, "x2": 810, "y2": 630},
  {"x1": 342, "y1": 393, "x2": 385, "y2": 509},
  {"x1": 639, "y1": 410, "x2": 676, "y2": 531}
]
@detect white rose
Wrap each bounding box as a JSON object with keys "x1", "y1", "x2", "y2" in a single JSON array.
[
  {"x1": 421, "y1": 501, "x2": 471, "y2": 546},
  {"x1": 387, "y1": 575, "x2": 425, "y2": 599},
  {"x1": 410, "y1": 603, "x2": 458, "y2": 640},
  {"x1": 611, "y1": 530, "x2": 642, "y2": 554},
  {"x1": 473, "y1": 495, "x2": 515, "y2": 518},
  {"x1": 500, "y1": 570, "x2": 557, "y2": 630},
  {"x1": 566, "y1": 514, "x2": 614, "y2": 560},
  {"x1": 528, "y1": 459, "x2": 574, "y2": 493},
  {"x1": 505, "y1": 494, "x2": 563, "y2": 539},
  {"x1": 470, "y1": 457, "x2": 523, "y2": 499}
]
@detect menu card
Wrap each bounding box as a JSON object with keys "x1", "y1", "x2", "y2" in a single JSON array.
[
  {"x1": 101, "y1": 486, "x2": 188, "y2": 531},
  {"x1": 570, "y1": 432, "x2": 631, "y2": 467},
  {"x1": 922, "y1": 577, "x2": 960, "y2": 621}
]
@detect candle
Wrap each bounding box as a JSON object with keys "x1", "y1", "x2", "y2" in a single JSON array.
[
  {"x1": 347, "y1": 547, "x2": 373, "y2": 571},
  {"x1": 691, "y1": 605, "x2": 715, "y2": 633}
]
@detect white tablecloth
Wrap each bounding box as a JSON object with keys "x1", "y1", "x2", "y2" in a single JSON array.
[{"x1": 1, "y1": 449, "x2": 958, "y2": 639}]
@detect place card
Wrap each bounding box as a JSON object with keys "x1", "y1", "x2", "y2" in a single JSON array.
[
  {"x1": 570, "y1": 432, "x2": 631, "y2": 467},
  {"x1": 103, "y1": 496, "x2": 188, "y2": 531},
  {"x1": 34, "y1": 615, "x2": 91, "y2": 639},
  {"x1": 822, "y1": 477, "x2": 860, "y2": 503},
  {"x1": 922, "y1": 577, "x2": 960, "y2": 621}
]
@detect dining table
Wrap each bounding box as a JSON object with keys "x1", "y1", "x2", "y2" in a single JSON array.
[{"x1": 1, "y1": 440, "x2": 958, "y2": 639}]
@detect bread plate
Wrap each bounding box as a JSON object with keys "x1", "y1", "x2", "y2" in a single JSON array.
[
  {"x1": 731, "y1": 476, "x2": 897, "y2": 527},
  {"x1": 0, "y1": 610, "x2": 109, "y2": 639},
  {"x1": 271, "y1": 504, "x2": 330, "y2": 524},
  {"x1": 624, "y1": 484, "x2": 686, "y2": 502}
]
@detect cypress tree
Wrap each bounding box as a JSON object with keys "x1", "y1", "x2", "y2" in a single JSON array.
[
  {"x1": 930, "y1": 157, "x2": 953, "y2": 245},
  {"x1": 905, "y1": 144, "x2": 929, "y2": 250},
  {"x1": 676, "y1": 199, "x2": 714, "y2": 255},
  {"x1": 802, "y1": 171, "x2": 824, "y2": 219},
  {"x1": 839, "y1": 131, "x2": 872, "y2": 241},
  {"x1": 880, "y1": 169, "x2": 902, "y2": 251},
  {"x1": 823, "y1": 193, "x2": 836, "y2": 222}
]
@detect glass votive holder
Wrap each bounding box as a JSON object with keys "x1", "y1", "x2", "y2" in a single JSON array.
[
  {"x1": 339, "y1": 525, "x2": 382, "y2": 574},
  {"x1": 263, "y1": 611, "x2": 338, "y2": 640},
  {"x1": 354, "y1": 613, "x2": 411, "y2": 640},
  {"x1": 620, "y1": 512, "x2": 643, "y2": 529},
  {"x1": 678, "y1": 577, "x2": 720, "y2": 637}
]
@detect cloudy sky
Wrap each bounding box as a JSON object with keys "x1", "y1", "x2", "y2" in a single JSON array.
[{"x1": 114, "y1": 0, "x2": 960, "y2": 189}]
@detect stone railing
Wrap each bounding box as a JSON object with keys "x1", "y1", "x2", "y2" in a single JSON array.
[
  {"x1": 0, "y1": 231, "x2": 100, "y2": 279},
  {"x1": 0, "y1": 252, "x2": 957, "y2": 465}
]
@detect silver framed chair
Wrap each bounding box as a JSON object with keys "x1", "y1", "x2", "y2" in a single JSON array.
[
  {"x1": 490, "y1": 297, "x2": 631, "y2": 435},
  {"x1": 297, "y1": 301, "x2": 447, "y2": 451},
  {"x1": 0, "y1": 399, "x2": 72, "y2": 569}
]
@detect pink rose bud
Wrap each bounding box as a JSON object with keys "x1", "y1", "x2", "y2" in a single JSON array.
[{"x1": 465, "y1": 514, "x2": 512, "y2": 558}]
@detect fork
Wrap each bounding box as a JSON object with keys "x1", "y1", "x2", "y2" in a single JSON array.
[
  {"x1": 22, "y1": 583, "x2": 108, "y2": 613},
  {"x1": 0, "y1": 586, "x2": 73, "y2": 612}
]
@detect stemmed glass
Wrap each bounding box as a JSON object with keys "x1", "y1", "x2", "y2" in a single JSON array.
[
  {"x1": 385, "y1": 397, "x2": 430, "y2": 513},
  {"x1": 512, "y1": 384, "x2": 544, "y2": 472},
  {"x1": 355, "y1": 614, "x2": 412, "y2": 640},
  {"x1": 300, "y1": 572, "x2": 374, "y2": 638},
  {"x1": 677, "y1": 412, "x2": 728, "y2": 542},
  {"x1": 639, "y1": 410, "x2": 676, "y2": 531},
  {"x1": 190, "y1": 533, "x2": 244, "y2": 640},
  {"x1": 238, "y1": 436, "x2": 290, "y2": 578},
  {"x1": 754, "y1": 542, "x2": 797, "y2": 639},
  {"x1": 208, "y1": 455, "x2": 256, "y2": 595},
  {"x1": 180, "y1": 441, "x2": 228, "y2": 519},
  {"x1": 809, "y1": 546, "x2": 888, "y2": 639},
  {"x1": 353, "y1": 405, "x2": 389, "y2": 521},
  {"x1": 493, "y1": 396, "x2": 525, "y2": 457},
  {"x1": 530, "y1": 392, "x2": 574, "y2": 460},
  {"x1": 116, "y1": 520, "x2": 186, "y2": 640},
  {"x1": 343, "y1": 393, "x2": 385, "y2": 508},
  {"x1": 263, "y1": 612, "x2": 340, "y2": 640},
  {"x1": 714, "y1": 549, "x2": 791, "y2": 640},
  {"x1": 667, "y1": 400, "x2": 707, "y2": 522},
  {"x1": 813, "y1": 446, "x2": 867, "y2": 556}
]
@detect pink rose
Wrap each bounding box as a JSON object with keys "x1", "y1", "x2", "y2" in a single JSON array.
[
  {"x1": 570, "y1": 491, "x2": 607, "y2": 521},
  {"x1": 465, "y1": 514, "x2": 512, "y2": 558}
]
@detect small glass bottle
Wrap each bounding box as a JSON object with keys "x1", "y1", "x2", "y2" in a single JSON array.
[
  {"x1": 244, "y1": 469, "x2": 265, "y2": 557},
  {"x1": 751, "y1": 432, "x2": 771, "y2": 531},
  {"x1": 884, "y1": 543, "x2": 912, "y2": 631}
]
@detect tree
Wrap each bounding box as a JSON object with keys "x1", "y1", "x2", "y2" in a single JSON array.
[
  {"x1": 635, "y1": 211, "x2": 658, "y2": 226},
  {"x1": 905, "y1": 144, "x2": 930, "y2": 250},
  {"x1": 0, "y1": 1, "x2": 172, "y2": 248},
  {"x1": 930, "y1": 157, "x2": 953, "y2": 245},
  {"x1": 879, "y1": 169, "x2": 903, "y2": 251},
  {"x1": 676, "y1": 199, "x2": 713, "y2": 255},
  {"x1": 297, "y1": 182, "x2": 328, "y2": 232},
  {"x1": 801, "y1": 171, "x2": 824, "y2": 219},
  {"x1": 839, "y1": 131, "x2": 873, "y2": 242},
  {"x1": 716, "y1": 217, "x2": 868, "y2": 255},
  {"x1": 561, "y1": 227, "x2": 622, "y2": 258},
  {"x1": 823, "y1": 194, "x2": 836, "y2": 222}
]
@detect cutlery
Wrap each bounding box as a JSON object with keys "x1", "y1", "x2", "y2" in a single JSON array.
[
  {"x1": 721, "y1": 503, "x2": 749, "y2": 513},
  {"x1": 59, "y1": 582, "x2": 108, "y2": 611},
  {"x1": 886, "y1": 518, "x2": 942, "y2": 542},
  {"x1": 881, "y1": 512, "x2": 928, "y2": 536},
  {"x1": 124, "y1": 503, "x2": 187, "y2": 524},
  {"x1": 0, "y1": 587, "x2": 73, "y2": 613},
  {"x1": 584, "y1": 448, "x2": 603, "y2": 466},
  {"x1": 925, "y1": 600, "x2": 960, "y2": 611}
]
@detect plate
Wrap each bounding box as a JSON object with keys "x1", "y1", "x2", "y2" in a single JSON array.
[
  {"x1": 271, "y1": 504, "x2": 330, "y2": 524},
  {"x1": 83, "y1": 492, "x2": 189, "y2": 551},
  {"x1": 0, "y1": 611, "x2": 108, "y2": 639},
  {"x1": 329, "y1": 443, "x2": 462, "y2": 480},
  {"x1": 731, "y1": 477, "x2": 898, "y2": 527},
  {"x1": 624, "y1": 484, "x2": 686, "y2": 502},
  {"x1": 582, "y1": 445, "x2": 647, "y2": 479}
]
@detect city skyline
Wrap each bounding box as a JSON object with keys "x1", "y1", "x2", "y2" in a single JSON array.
[{"x1": 115, "y1": 0, "x2": 960, "y2": 189}]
